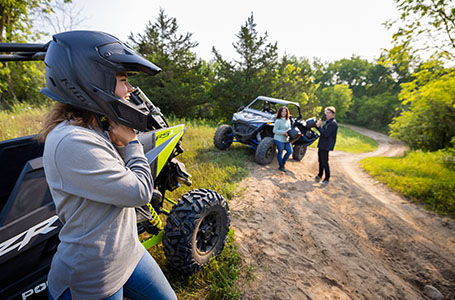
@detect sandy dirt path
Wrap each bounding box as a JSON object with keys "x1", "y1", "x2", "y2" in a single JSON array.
[{"x1": 230, "y1": 126, "x2": 455, "y2": 300}]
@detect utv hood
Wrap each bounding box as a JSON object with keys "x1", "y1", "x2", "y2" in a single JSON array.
[{"x1": 232, "y1": 109, "x2": 275, "y2": 127}]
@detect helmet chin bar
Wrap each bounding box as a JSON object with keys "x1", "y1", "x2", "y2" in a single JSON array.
[{"x1": 130, "y1": 87, "x2": 169, "y2": 130}]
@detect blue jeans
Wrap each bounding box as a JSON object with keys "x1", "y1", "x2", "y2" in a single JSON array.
[
  {"x1": 274, "y1": 140, "x2": 293, "y2": 166},
  {"x1": 49, "y1": 251, "x2": 177, "y2": 300}
]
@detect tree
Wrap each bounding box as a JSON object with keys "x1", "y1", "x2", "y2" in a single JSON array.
[
  {"x1": 354, "y1": 93, "x2": 400, "y2": 131},
  {"x1": 313, "y1": 55, "x2": 402, "y2": 129},
  {"x1": 272, "y1": 56, "x2": 320, "y2": 118},
  {"x1": 386, "y1": 0, "x2": 455, "y2": 60},
  {"x1": 211, "y1": 13, "x2": 278, "y2": 119},
  {"x1": 0, "y1": 0, "x2": 59, "y2": 43},
  {"x1": 390, "y1": 61, "x2": 455, "y2": 150},
  {"x1": 129, "y1": 9, "x2": 213, "y2": 118},
  {"x1": 35, "y1": 0, "x2": 85, "y2": 35},
  {"x1": 378, "y1": 44, "x2": 415, "y2": 88},
  {"x1": 0, "y1": 0, "x2": 64, "y2": 109},
  {"x1": 317, "y1": 84, "x2": 352, "y2": 120}
]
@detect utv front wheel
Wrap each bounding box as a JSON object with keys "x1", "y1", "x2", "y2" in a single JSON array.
[
  {"x1": 163, "y1": 189, "x2": 230, "y2": 274},
  {"x1": 292, "y1": 144, "x2": 307, "y2": 161},
  {"x1": 255, "y1": 137, "x2": 276, "y2": 165},
  {"x1": 214, "y1": 125, "x2": 233, "y2": 150}
]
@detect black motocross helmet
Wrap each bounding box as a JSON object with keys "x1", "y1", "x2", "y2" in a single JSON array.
[{"x1": 41, "y1": 30, "x2": 161, "y2": 131}]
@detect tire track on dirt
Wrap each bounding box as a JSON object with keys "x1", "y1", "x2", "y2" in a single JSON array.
[{"x1": 230, "y1": 126, "x2": 455, "y2": 300}]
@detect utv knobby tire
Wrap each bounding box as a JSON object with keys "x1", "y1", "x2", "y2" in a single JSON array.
[
  {"x1": 292, "y1": 144, "x2": 307, "y2": 161},
  {"x1": 163, "y1": 189, "x2": 230, "y2": 274},
  {"x1": 214, "y1": 124, "x2": 233, "y2": 150},
  {"x1": 255, "y1": 137, "x2": 276, "y2": 165}
]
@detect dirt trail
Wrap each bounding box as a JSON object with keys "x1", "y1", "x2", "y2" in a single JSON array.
[{"x1": 230, "y1": 126, "x2": 455, "y2": 300}]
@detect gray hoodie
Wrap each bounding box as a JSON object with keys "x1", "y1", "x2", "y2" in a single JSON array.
[{"x1": 43, "y1": 122, "x2": 152, "y2": 299}]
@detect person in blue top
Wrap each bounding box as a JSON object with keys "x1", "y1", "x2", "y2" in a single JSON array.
[
  {"x1": 273, "y1": 106, "x2": 293, "y2": 172},
  {"x1": 315, "y1": 106, "x2": 338, "y2": 186}
]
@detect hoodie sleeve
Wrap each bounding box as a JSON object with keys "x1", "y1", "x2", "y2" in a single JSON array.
[{"x1": 53, "y1": 131, "x2": 152, "y2": 207}]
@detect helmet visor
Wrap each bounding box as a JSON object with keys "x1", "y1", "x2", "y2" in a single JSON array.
[{"x1": 98, "y1": 42, "x2": 161, "y2": 75}]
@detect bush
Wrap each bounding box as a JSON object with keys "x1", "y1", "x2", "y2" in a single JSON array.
[{"x1": 389, "y1": 66, "x2": 455, "y2": 151}]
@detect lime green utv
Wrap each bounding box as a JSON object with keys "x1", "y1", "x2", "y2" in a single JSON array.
[{"x1": 128, "y1": 87, "x2": 230, "y2": 274}]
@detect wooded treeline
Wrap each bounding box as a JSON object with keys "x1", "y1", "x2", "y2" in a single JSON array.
[{"x1": 1, "y1": 0, "x2": 454, "y2": 152}]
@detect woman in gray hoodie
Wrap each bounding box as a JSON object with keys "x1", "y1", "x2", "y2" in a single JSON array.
[{"x1": 40, "y1": 31, "x2": 176, "y2": 300}]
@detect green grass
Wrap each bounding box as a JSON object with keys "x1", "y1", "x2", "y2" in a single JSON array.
[
  {"x1": 309, "y1": 125, "x2": 378, "y2": 153},
  {"x1": 165, "y1": 117, "x2": 252, "y2": 201},
  {"x1": 0, "y1": 103, "x2": 48, "y2": 140},
  {"x1": 360, "y1": 149, "x2": 455, "y2": 216},
  {"x1": 146, "y1": 119, "x2": 253, "y2": 299}
]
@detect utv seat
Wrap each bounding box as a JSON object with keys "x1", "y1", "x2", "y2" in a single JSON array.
[{"x1": 0, "y1": 135, "x2": 46, "y2": 225}]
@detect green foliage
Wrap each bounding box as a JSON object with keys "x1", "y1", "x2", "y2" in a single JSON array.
[
  {"x1": 389, "y1": 63, "x2": 455, "y2": 150},
  {"x1": 316, "y1": 55, "x2": 371, "y2": 97},
  {"x1": 361, "y1": 150, "x2": 455, "y2": 216},
  {"x1": 314, "y1": 55, "x2": 406, "y2": 130},
  {"x1": 0, "y1": 61, "x2": 47, "y2": 109},
  {"x1": 129, "y1": 9, "x2": 215, "y2": 119},
  {"x1": 0, "y1": 0, "x2": 53, "y2": 43},
  {"x1": 317, "y1": 84, "x2": 352, "y2": 120},
  {"x1": 211, "y1": 13, "x2": 278, "y2": 120},
  {"x1": 0, "y1": 0, "x2": 58, "y2": 109},
  {"x1": 272, "y1": 56, "x2": 320, "y2": 117},
  {"x1": 351, "y1": 93, "x2": 400, "y2": 131},
  {"x1": 441, "y1": 147, "x2": 455, "y2": 170},
  {"x1": 386, "y1": 0, "x2": 455, "y2": 60},
  {"x1": 378, "y1": 45, "x2": 414, "y2": 87}
]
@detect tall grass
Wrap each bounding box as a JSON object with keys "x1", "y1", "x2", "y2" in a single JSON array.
[
  {"x1": 165, "y1": 117, "x2": 252, "y2": 201},
  {"x1": 360, "y1": 150, "x2": 455, "y2": 216},
  {"x1": 0, "y1": 103, "x2": 48, "y2": 140},
  {"x1": 147, "y1": 119, "x2": 253, "y2": 299}
]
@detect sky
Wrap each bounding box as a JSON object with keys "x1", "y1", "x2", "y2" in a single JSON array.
[{"x1": 53, "y1": 0, "x2": 400, "y2": 63}]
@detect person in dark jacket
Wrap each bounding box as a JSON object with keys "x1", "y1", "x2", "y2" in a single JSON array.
[{"x1": 315, "y1": 106, "x2": 338, "y2": 185}]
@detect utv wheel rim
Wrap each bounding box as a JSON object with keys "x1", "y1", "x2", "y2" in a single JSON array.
[
  {"x1": 196, "y1": 212, "x2": 220, "y2": 254},
  {"x1": 222, "y1": 136, "x2": 231, "y2": 146},
  {"x1": 266, "y1": 146, "x2": 274, "y2": 159}
]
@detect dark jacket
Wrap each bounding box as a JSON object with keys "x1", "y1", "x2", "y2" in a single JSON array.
[{"x1": 316, "y1": 118, "x2": 338, "y2": 151}]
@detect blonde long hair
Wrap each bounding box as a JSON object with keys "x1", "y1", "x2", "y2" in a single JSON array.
[{"x1": 38, "y1": 103, "x2": 98, "y2": 142}]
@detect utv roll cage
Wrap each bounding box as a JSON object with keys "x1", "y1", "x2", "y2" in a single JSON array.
[{"x1": 0, "y1": 43, "x2": 49, "y2": 61}]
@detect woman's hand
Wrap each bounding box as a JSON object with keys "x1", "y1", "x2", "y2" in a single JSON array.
[
  {"x1": 107, "y1": 120, "x2": 137, "y2": 147},
  {"x1": 316, "y1": 119, "x2": 322, "y2": 127}
]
